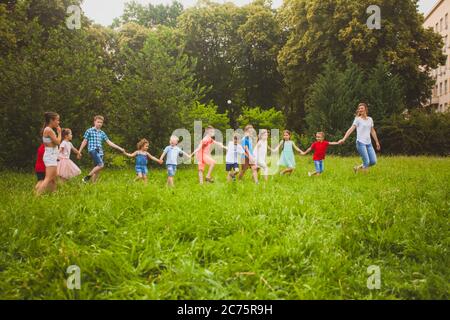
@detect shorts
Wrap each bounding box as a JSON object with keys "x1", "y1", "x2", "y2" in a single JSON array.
[
  {"x1": 135, "y1": 165, "x2": 148, "y2": 175},
  {"x1": 43, "y1": 147, "x2": 58, "y2": 167},
  {"x1": 36, "y1": 172, "x2": 45, "y2": 181},
  {"x1": 167, "y1": 164, "x2": 177, "y2": 177},
  {"x1": 89, "y1": 149, "x2": 104, "y2": 167},
  {"x1": 226, "y1": 163, "x2": 239, "y2": 172}
]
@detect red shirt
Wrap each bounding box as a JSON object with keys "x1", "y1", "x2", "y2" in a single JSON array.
[
  {"x1": 311, "y1": 140, "x2": 329, "y2": 161},
  {"x1": 35, "y1": 144, "x2": 46, "y2": 173}
]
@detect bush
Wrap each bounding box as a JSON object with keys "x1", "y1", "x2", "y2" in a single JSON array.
[
  {"x1": 237, "y1": 107, "x2": 286, "y2": 131},
  {"x1": 378, "y1": 110, "x2": 450, "y2": 156}
]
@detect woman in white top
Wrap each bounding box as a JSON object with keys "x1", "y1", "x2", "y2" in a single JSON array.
[
  {"x1": 339, "y1": 103, "x2": 381, "y2": 173},
  {"x1": 254, "y1": 129, "x2": 269, "y2": 181},
  {"x1": 36, "y1": 112, "x2": 62, "y2": 195}
]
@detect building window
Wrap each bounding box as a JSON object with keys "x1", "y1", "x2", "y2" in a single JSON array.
[
  {"x1": 446, "y1": 14, "x2": 448, "y2": 30},
  {"x1": 440, "y1": 82, "x2": 443, "y2": 95},
  {"x1": 445, "y1": 103, "x2": 448, "y2": 112},
  {"x1": 441, "y1": 18, "x2": 443, "y2": 31},
  {"x1": 445, "y1": 80, "x2": 448, "y2": 94},
  {"x1": 440, "y1": 104, "x2": 443, "y2": 112}
]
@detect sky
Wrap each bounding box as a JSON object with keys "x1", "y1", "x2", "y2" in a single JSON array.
[{"x1": 81, "y1": 0, "x2": 436, "y2": 27}]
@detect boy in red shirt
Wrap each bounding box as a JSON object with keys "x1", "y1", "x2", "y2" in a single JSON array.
[
  {"x1": 301, "y1": 132, "x2": 340, "y2": 176},
  {"x1": 35, "y1": 144, "x2": 46, "y2": 182}
]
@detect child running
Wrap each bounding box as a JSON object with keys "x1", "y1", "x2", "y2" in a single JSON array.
[
  {"x1": 254, "y1": 129, "x2": 270, "y2": 181},
  {"x1": 78, "y1": 115, "x2": 125, "y2": 183},
  {"x1": 34, "y1": 144, "x2": 48, "y2": 192},
  {"x1": 273, "y1": 130, "x2": 304, "y2": 175},
  {"x1": 224, "y1": 134, "x2": 245, "y2": 182},
  {"x1": 159, "y1": 135, "x2": 191, "y2": 187},
  {"x1": 57, "y1": 128, "x2": 81, "y2": 181},
  {"x1": 238, "y1": 124, "x2": 259, "y2": 183},
  {"x1": 192, "y1": 125, "x2": 226, "y2": 184},
  {"x1": 301, "y1": 132, "x2": 340, "y2": 176},
  {"x1": 124, "y1": 138, "x2": 163, "y2": 184}
]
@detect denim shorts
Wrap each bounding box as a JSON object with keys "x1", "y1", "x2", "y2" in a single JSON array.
[
  {"x1": 135, "y1": 165, "x2": 148, "y2": 175},
  {"x1": 89, "y1": 149, "x2": 104, "y2": 167},
  {"x1": 167, "y1": 164, "x2": 177, "y2": 177}
]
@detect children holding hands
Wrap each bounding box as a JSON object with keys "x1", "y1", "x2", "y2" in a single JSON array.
[
  {"x1": 301, "y1": 132, "x2": 340, "y2": 176},
  {"x1": 78, "y1": 115, "x2": 126, "y2": 184},
  {"x1": 123, "y1": 138, "x2": 163, "y2": 184}
]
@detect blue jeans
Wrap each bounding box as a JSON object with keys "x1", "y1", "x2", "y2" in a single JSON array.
[
  {"x1": 356, "y1": 141, "x2": 377, "y2": 168},
  {"x1": 314, "y1": 160, "x2": 324, "y2": 173}
]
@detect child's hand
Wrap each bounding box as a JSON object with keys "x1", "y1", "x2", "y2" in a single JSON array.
[
  {"x1": 77, "y1": 152, "x2": 82, "y2": 160},
  {"x1": 56, "y1": 126, "x2": 62, "y2": 134},
  {"x1": 338, "y1": 139, "x2": 345, "y2": 145},
  {"x1": 158, "y1": 159, "x2": 163, "y2": 165}
]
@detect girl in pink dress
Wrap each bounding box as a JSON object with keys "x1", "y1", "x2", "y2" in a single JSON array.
[
  {"x1": 57, "y1": 128, "x2": 81, "y2": 180},
  {"x1": 191, "y1": 125, "x2": 226, "y2": 184}
]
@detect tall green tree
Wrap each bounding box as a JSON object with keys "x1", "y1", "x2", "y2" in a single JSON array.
[
  {"x1": 278, "y1": 0, "x2": 446, "y2": 132},
  {"x1": 111, "y1": 0, "x2": 183, "y2": 28}
]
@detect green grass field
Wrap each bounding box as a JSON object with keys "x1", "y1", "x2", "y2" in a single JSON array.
[{"x1": 0, "y1": 156, "x2": 449, "y2": 300}]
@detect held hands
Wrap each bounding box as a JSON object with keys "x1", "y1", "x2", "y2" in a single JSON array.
[{"x1": 338, "y1": 139, "x2": 345, "y2": 145}]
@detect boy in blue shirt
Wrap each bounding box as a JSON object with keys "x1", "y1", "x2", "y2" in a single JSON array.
[
  {"x1": 78, "y1": 115, "x2": 125, "y2": 183},
  {"x1": 159, "y1": 135, "x2": 191, "y2": 187},
  {"x1": 238, "y1": 124, "x2": 259, "y2": 183}
]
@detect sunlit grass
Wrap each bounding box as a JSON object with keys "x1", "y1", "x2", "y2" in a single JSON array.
[{"x1": 0, "y1": 156, "x2": 448, "y2": 299}]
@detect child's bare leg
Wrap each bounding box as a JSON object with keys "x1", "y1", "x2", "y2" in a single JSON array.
[
  {"x1": 143, "y1": 176, "x2": 148, "y2": 184},
  {"x1": 206, "y1": 163, "x2": 215, "y2": 179},
  {"x1": 251, "y1": 166, "x2": 259, "y2": 183},
  {"x1": 167, "y1": 176, "x2": 174, "y2": 187},
  {"x1": 227, "y1": 172, "x2": 232, "y2": 182},
  {"x1": 36, "y1": 167, "x2": 57, "y2": 196},
  {"x1": 198, "y1": 170, "x2": 204, "y2": 184},
  {"x1": 238, "y1": 163, "x2": 248, "y2": 180}
]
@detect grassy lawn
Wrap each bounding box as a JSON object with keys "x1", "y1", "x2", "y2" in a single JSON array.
[{"x1": 0, "y1": 156, "x2": 448, "y2": 299}]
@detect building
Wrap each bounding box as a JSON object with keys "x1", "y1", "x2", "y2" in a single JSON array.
[{"x1": 424, "y1": 0, "x2": 450, "y2": 112}]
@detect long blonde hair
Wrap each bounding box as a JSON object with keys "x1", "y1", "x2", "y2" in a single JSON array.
[{"x1": 355, "y1": 103, "x2": 369, "y2": 117}]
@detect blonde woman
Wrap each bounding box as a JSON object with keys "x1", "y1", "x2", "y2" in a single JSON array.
[{"x1": 339, "y1": 103, "x2": 381, "y2": 173}]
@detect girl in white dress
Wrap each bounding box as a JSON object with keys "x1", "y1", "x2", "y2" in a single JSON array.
[{"x1": 254, "y1": 129, "x2": 270, "y2": 181}]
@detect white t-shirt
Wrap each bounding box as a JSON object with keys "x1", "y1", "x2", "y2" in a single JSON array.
[
  {"x1": 226, "y1": 142, "x2": 244, "y2": 164},
  {"x1": 59, "y1": 141, "x2": 73, "y2": 159},
  {"x1": 255, "y1": 140, "x2": 267, "y2": 165},
  {"x1": 352, "y1": 117, "x2": 374, "y2": 145}
]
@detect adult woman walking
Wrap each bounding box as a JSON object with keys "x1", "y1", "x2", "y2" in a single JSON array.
[
  {"x1": 339, "y1": 103, "x2": 381, "y2": 173},
  {"x1": 36, "y1": 112, "x2": 62, "y2": 195}
]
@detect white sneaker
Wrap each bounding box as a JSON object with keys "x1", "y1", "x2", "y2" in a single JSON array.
[{"x1": 308, "y1": 172, "x2": 313, "y2": 177}]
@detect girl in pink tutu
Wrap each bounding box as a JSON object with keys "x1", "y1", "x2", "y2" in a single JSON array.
[{"x1": 57, "y1": 128, "x2": 81, "y2": 180}]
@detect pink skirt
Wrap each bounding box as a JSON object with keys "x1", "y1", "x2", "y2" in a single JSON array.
[{"x1": 57, "y1": 158, "x2": 81, "y2": 180}]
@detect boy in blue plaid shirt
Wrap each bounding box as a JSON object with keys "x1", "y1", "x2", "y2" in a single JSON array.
[{"x1": 78, "y1": 115, "x2": 125, "y2": 183}]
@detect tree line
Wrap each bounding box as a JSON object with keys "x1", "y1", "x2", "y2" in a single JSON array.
[{"x1": 0, "y1": 0, "x2": 448, "y2": 169}]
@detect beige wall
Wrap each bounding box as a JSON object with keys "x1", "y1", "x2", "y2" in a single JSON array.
[{"x1": 424, "y1": 0, "x2": 450, "y2": 112}]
